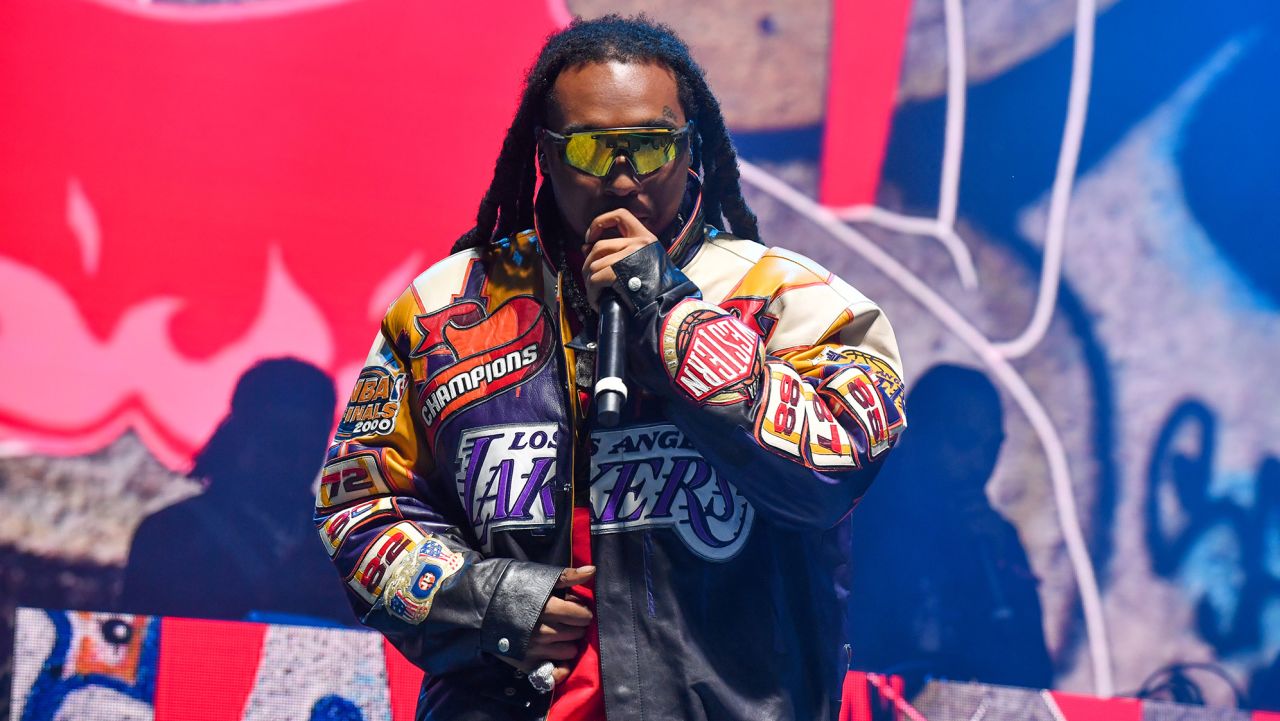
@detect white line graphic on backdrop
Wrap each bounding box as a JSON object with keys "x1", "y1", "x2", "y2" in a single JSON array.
[
  {"x1": 834, "y1": 0, "x2": 978, "y2": 291},
  {"x1": 994, "y1": 0, "x2": 1097, "y2": 358},
  {"x1": 739, "y1": 159, "x2": 1116, "y2": 697},
  {"x1": 832, "y1": 0, "x2": 1100, "y2": 365},
  {"x1": 808, "y1": 3, "x2": 1113, "y2": 689}
]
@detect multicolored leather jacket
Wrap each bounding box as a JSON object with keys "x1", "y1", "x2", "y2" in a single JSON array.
[{"x1": 314, "y1": 183, "x2": 907, "y2": 721}]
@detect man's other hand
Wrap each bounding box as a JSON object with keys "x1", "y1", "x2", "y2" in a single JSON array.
[{"x1": 498, "y1": 565, "x2": 595, "y2": 684}]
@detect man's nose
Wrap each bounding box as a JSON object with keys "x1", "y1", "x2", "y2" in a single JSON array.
[{"x1": 603, "y1": 154, "x2": 640, "y2": 195}]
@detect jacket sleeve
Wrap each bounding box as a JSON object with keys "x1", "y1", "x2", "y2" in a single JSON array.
[
  {"x1": 609, "y1": 242, "x2": 907, "y2": 531},
  {"x1": 314, "y1": 307, "x2": 562, "y2": 675}
]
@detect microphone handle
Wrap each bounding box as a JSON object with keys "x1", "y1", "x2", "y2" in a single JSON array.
[{"x1": 594, "y1": 292, "x2": 628, "y2": 428}]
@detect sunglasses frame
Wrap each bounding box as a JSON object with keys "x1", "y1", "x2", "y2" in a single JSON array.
[{"x1": 538, "y1": 121, "x2": 694, "y2": 178}]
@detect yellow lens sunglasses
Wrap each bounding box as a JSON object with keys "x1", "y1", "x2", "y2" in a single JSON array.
[{"x1": 539, "y1": 122, "x2": 693, "y2": 178}]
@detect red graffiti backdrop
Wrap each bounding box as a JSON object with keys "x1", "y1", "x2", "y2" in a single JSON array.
[{"x1": 0, "y1": 0, "x2": 564, "y2": 466}]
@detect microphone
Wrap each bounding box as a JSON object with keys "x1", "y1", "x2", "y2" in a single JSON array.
[{"x1": 594, "y1": 291, "x2": 628, "y2": 427}]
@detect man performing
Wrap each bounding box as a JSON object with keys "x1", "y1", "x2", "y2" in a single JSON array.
[{"x1": 315, "y1": 15, "x2": 906, "y2": 721}]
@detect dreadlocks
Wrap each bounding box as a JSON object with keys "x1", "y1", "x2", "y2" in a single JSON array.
[{"x1": 450, "y1": 14, "x2": 759, "y2": 254}]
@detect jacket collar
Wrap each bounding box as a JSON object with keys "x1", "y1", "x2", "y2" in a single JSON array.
[{"x1": 664, "y1": 169, "x2": 707, "y2": 268}]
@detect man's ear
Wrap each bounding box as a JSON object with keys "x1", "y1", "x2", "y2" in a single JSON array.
[{"x1": 535, "y1": 132, "x2": 551, "y2": 175}]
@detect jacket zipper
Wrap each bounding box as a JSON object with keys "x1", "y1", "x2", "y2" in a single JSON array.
[{"x1": 544, "y1": 272, "x2": 579, "y2": 720}]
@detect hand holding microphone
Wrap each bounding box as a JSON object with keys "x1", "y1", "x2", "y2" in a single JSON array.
[
  {"x1": 581, "y1": 209, "x2": 657, "y2": 427},
  {"x1": 580, "y1": 208, "x2": 659, "y2": 308}
]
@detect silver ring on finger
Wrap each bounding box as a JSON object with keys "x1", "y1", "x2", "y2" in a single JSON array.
[{"x1": 529, "y1": 661, "x2": 556, "y2": 694}]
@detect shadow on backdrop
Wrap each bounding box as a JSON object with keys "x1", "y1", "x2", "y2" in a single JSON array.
[
  {"x1": 847, "y1": 364, "x2": 1053, "y2": 694},
  {"x1": 120, "y1": 358, "x2": 352, "y2": 626}
]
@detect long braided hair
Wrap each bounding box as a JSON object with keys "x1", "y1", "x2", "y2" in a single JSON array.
[{"x1": 450, "y1": 14, "x2": 759, "y2": 255}]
